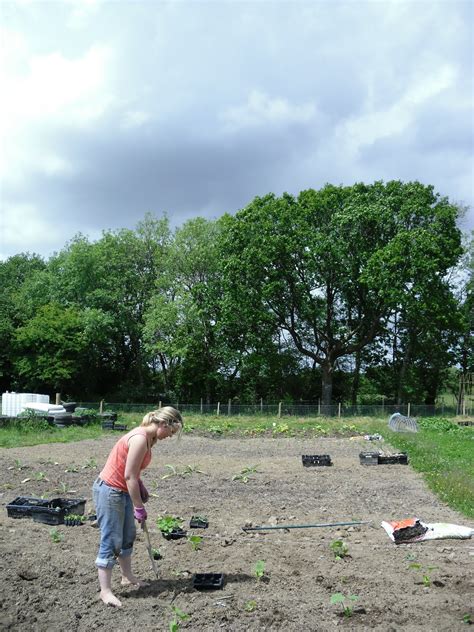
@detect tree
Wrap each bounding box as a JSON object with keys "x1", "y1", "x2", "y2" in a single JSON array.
[{"x1": 220, "y1": 181, "x2": 463, "y2": 405}]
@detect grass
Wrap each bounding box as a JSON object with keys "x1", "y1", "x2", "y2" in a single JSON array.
[{"x1": 1, "y1": 412, "x2": 472, "y2": 518}]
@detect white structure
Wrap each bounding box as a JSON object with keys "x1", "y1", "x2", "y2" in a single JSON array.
[{"x1": 1, "y1": 392, "x2": 50, "y2": 417}]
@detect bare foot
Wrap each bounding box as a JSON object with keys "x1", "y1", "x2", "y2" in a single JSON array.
[
  {"x1": 121, "y1": 576, "x2": 150, "y2": 588},
  {"x1": 100, "y1": 589, "x2": 122, "y2": 607}
]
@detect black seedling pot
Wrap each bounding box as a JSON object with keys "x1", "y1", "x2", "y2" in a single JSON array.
[
  {"x1": 193, "y1": 573, "x2": 224, "y2": 590},
  {"x1": 302, "y1": 454, "x2": 332, "y2": 467},
  {"x1": 161, "y1": 528, "x2": 187, "y2": 540},
  {"x1": 190, "y1": 517, "x2": 209, "y2": 529}
]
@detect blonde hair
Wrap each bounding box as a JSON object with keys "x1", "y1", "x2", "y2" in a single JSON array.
[{"x1": 141, "y1": 406, "x2": 183, "y2": 432}]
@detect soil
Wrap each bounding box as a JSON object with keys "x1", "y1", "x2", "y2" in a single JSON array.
[{"x1": 0, "y1": 433, "x2": 473, "y2": 631}]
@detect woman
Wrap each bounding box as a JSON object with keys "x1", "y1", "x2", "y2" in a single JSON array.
[{"x1": 92, "y1": 406, "x2": 183, "y2": 606}]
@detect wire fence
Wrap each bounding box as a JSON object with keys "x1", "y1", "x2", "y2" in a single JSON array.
[{"x1": 77, "y1": 401, "x2": 465, "y2": 418}]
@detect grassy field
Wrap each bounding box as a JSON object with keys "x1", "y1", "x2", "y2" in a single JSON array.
[{"x1": 1, "y1": 413, "x2": 473, "y2": 519}]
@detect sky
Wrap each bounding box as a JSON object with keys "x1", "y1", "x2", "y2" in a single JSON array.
[{"x1": 0, "y1": 0, "x2": 473, "y2": 261}]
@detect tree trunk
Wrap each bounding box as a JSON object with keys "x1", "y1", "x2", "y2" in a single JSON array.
[{"x1": 321, "y1": 361, "x2": 333, "y2": 411}]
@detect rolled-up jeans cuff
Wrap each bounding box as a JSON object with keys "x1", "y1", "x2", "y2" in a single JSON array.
[{"x1": 95, "y1": 556, "x2": 116, "y2": 569}]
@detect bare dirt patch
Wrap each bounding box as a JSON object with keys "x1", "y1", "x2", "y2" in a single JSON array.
[{"x1": 0, "y1": 434, "x2": 473, "y2": 631}]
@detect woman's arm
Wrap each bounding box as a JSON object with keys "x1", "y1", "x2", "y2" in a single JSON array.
[{"x1": 124, "y1": 434, "x2": 148, "y2": 508}]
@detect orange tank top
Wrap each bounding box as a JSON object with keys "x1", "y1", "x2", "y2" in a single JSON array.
[{"x1": 99, "y1": 428, "x2": 152, "y2": 492}]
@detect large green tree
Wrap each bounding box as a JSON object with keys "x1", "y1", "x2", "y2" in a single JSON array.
[{"x1": 220, "y1": 181, "x2": 463, "y2": 405}]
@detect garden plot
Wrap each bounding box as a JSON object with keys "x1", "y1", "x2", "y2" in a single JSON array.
[{"x1": 0, "y1": 435, "x2": 472, "y2": 631}]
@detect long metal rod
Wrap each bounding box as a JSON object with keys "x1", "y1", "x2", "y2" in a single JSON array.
[{"x1": 242, "y1": 520, "x2": 370, "y2": 532}]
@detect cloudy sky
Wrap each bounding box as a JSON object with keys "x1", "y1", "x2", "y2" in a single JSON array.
[{"x1": 0, "y1": 0, "x2": 473, "y2": 261}]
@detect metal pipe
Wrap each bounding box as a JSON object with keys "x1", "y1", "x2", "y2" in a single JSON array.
[{"x1": 242, "y1": 520, "x2": 370, "y2": 532}]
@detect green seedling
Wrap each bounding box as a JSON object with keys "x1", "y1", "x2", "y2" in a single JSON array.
[
  {"x1": 162, "y1": 464, "x2": 206, "y2": 479},
  {"x1": 55, "y1": 481, "x2": 77, "y2": 494},
  {"x1": 64, "y1": 464, "x2": 79, "y2": 473},
  {"x1": 330, "y1": 592, "x2": 358, "y2": 618},
  {"x1": 82, "y1": 457, "x2": 97, "y2": 469},
  {"x1": 9, "y1": 459, "x2": 27, "y2": 471},
  {"x1": 330, "y1": 539, "x2": 349, "y2": 560},
  {"x1": 151, "y1": 547, "x2": 162, "y2": 560},
  {"x1": 408, "y1": 562, "x2": 438, "y2": 587},
  {"x1": 169, "y1": 606, "x2": 190, "y2": 632},
  {"x1": 49, "y1": 528, "x2": 63, "y2": 543},
  {"x1": 245, "y1": 600, "x2": 257, "y2": 612},
  {"x1": 66, "y1": 513, "x2": 86, "y2": 522},
  {"x1": 232, "y1": 465, "x2": 260, "y2": 483},
  {"x1": 34, "y1": 471, "x2": 49, "y2": 481},
  {"x1": 187, "y1": 535, "x2": 202, "y2": 551},
  {"x1": 182, "y1": 464, "x2": 205, "y2": 476},
  {"x1": 254, "y1": 559, "x2": 265, "y2": 580},
  {"x1": 463, "y1": 613, "x2": 472, "y2": 624},
  {"x1": 156, "y1": 515, "x2": 184, "y2": 535}
]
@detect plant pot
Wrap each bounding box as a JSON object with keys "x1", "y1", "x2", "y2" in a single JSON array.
[
  {"x1": 161, "y1": 528, "x2": 187, "y2": 540},
  {"x1": 378, "y1": 453, "x2": 408, "y2": 465},
  {"x1": 190, "y1": 517, "x2": 209, "y2": 529},
  {"x1": 302, "y1": 454, "x2": 332, "y2": 467},
  {"x1": 152, "y1": 551, "x2": 162, "y2": 560},
  {"x1": 193, "y1": 573, "x2": 224, "y2": 590}
]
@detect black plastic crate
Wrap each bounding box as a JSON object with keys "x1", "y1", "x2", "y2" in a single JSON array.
[
  {"x1": 6, "y1": 496, "x2": 86, "y2": 524},
  {"x1": 193, "y1": 573, "x2": 224, "y2": 590},
  {"x1": 359, "y1": 452, "x2": 380, "y2": 466},
  {"x1": 378, "y1": 453, "x2": 408, "y2": 465},
  {"x1": 302, "y1": 454, "x2": 332, "y2": 467},
  {"x1": 113, "y1": 424, "x2": 128, "y2": 431},
  {"x1": 190, "y1": 516, "x2": 209, "y2": 529}
]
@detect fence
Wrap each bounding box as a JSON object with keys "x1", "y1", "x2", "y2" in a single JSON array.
[{"x1": 77, "y1": 401, "x2": 464, "y2": 418}]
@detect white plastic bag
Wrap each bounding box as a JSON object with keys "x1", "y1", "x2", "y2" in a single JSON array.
[{"x1": 381, "y1": 518, "x2": 473, "y2": 544}]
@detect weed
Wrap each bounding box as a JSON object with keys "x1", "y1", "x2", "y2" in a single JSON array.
[
  {"x1": 245, "y1": 600, "x2": 257, "y2": 612},
  {"x1": 330, "y1": 592, "x2": 358, "y2": 617},
  {"x1": 49, "y1": 528, "x2": 63, "y2": 543},
  {"x1": 254, "y1": 559, "x2": 265, "y2": 580},
  {"x1": 330, "y1": 539, "x2": 349, "y2": 560},
  {"x1": 157, "y1": 515, "x2": 183, "y2": 535},
  {"x1": 168, "y1": 606, "x2": 190, "y2": 632},
  {"x1": 187, "y1": 535, "x2": 202, "y2": 551}
]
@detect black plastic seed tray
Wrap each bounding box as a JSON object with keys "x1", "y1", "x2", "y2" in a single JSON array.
[
  {"x1": 359, "y1": 452, "x2": 381, "y2": 466},
  {"x1": 7, "y1": 496, "x2": 86, "y2": 524},
  {"x1": 193, "y1": 573, "x2": 224, "y2": 590},
  {"x1": 378, "y1": 453, "x2": 408, "y2": 465},
  {"x1": 113, "y1": 424, "x2": 127, "y2": 431},
  {"x1": 190, "y1": 516, "x2": 209, "y2": 529},
  {"x1": 161, "y1": 528, "x2": 187, "y2": 540},
  {"x1": 302, "y1": 454, "x2": 332, "y2": 467}
]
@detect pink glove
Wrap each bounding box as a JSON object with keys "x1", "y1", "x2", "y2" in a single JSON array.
[
  {"x1": 133, "y1": 506, "x2": 147, "y2": 523},
  {"x1": 138, "y1": 479, "x2": 149, "y2": 503}
]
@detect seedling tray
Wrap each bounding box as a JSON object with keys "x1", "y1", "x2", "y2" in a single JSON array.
[
  {"x1": 359, "y1": 452, "x2": 380, "y2": 466},
  {"x1": 7, "y1": 496, "x2": 86, "y2": 524},
  {"x1": 190, "y1": 517, "x2": 209, "y2": 529},
  {"x1": 161, "y1": 528, "x2": 187, "y2": 540},
  {"x1": 378, "y1": 453, "x2": 408, "y2": 465},
  {"x1": 193, "y1": 573, "x2": 224, "y2": 590},
  {"x1": 302, "y1": 454, "x2": 332, "y2": 467}
]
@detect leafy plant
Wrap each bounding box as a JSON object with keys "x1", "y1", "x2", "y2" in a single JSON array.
[
  {"x1": 232, "y1": 465, "x2": 260, "y2": 483},
  {"x1": 463, "y1": 613, "x2": 472, "y2": 624},
  {"x1": 8, "y1": 459, "x2": 27, "y2": 471},
  {"x1": 169, "y1": 606, "x2": 190, "y2": 631},
  {"x1": 245, "y1": 600, "x2": 257, "y2": 612},
  {"x1": 330, "y1": 539, "x2": 349, "y2": 560},
  {"x1": 254, "y1": 559, "x2": 265, "y2": 580},
  {"x1": 49, "y1": 528, "x2": 64, "y2": 543},
  {"x1": 64, "y1": 464, "x2": 79, "y2": 473},
  {"x1": 34, "y1": 471, "x2": 49, "y2": 481},
  {"x1": 187, "y1": 535, "x2": 202, "y2": 551},
  {"x1": 330, "y1": 592, "x2": 358, "y2": 617},
  {"x1": 161, "y1": 464, "x2": 205, "y2": 479},
  {"x1": 408, "y1": 562, "x2": 438, "y2": 586},
  {"x1": 157, "y1": 515, "x2": 184, "y2": 535},
  {"x1": 55, "y1": 481, "x2": 77, "y2": 494},
  {"x1": 82, "y1": 457, "x2": 97, "y2": 469},
  {"x1": 151, "y1": 547, "x2": 162, "y2": 560}
]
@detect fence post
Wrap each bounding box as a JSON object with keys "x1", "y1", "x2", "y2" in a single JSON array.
[
  {"x1": 99, "y1": 400, "x2": 104, "y2": 414},
  {"x1": 55, "y1": 393, "x2": 61, "y2": 405},
  {"x1": 407, "y1": 402, "x2": 411, "y2": 417},
  {"x1": 159, "y1": 401, "x2": 162, "y2": 409},
  {"x1": 318, "y1": 399, "x2": 320, "y2": 416},
  {"x1": 382, "y1": 395, "x2": 385, "y2": 414},
  {"x1": 260, "y1": 398, "x2": 263, "y2": 413},
  {"x1": 338, "y1": 402, "x2": 341, "y2": 418},
  {"x1": 217, "y1": 402, "x2": 220, "y2": 415},
  {"x1": 228, "y1": 398, "x2": 231, "y2": 416},
  {"x1": 200, "y1": 398, "x2": 203, "y2": 414},
  {"x1": 278, "y1": 402, "x2": 282, "y2": 418}
]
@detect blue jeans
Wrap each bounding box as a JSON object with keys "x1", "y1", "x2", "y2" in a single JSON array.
[{"x1": 92, "y1": 478, "x2": 136, "y2": 568}]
